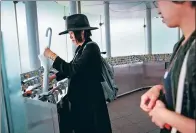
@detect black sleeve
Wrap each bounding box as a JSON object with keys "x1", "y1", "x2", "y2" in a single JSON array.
[
  {"x1": 55, "y1": 60, "x2": 74, "y2": 81},
  {"x1": 52, "y1": 43, "x2": 100, "y2": 78},
  {"x1": 55, "y1": 72, "x2": 66, "y2": 81}
]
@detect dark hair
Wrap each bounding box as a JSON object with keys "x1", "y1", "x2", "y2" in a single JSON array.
[
  {"x1": 73, "y1": 30, "x2": 92, "y2": 43},
  {"x1": 172, "y1": 1, "x2": 196, "y2": 7}
]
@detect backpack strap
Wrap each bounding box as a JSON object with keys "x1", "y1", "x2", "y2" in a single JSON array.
[{"x1": 82, "y1": 41, "x2": 97, "y2": 51}]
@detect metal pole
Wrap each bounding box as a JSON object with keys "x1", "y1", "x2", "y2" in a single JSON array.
[
  {"x1": 69, "y1": 1, "x2": 77, "y2": 15},
  {"x1": 178, "y1": 28, "x2": 181, "y2": 40},
  {"x1": 146, "y1": 6, "x2": 152, "y2": 54},
  {"x1": 13, "y1": 1, "x2": 22, "y2": 73},
  {"x1": 104, "y1": 1, "x2": 111, "y2": 57},
  {"x1": 63, "y1": 14, "x2": 69, "y2": 61},
  {"x1": 77, "y1": 1, "x2": 81, "y2": 14},
  {"x1": 0, "y1": 2, "x2": 2, "y2": 130},
  {"x1": 25, "y1": 1, "x2": 40, "y2": 70},
  {"x1": 69, "y1": 1, "x2": 77, "y2": 57}
]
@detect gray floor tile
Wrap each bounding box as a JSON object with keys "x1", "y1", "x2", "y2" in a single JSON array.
[{"x1": 108, "y1": 90, "x2": 158, "y2": 133}]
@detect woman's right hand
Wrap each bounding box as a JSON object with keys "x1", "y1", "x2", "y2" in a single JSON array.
[
  {"x1": 49, "y1": 74, "x2": 56, "y2": 83},
  {"x1": 140, "y1": 85, "x2": 163, "y2": 112}
]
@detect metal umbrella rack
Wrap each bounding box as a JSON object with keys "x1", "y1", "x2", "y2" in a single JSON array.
[
  {"x1": 17, "y1": 27, "x2": 69, "y2": 133},
  {"x1": 21, "y1": 67, "x2": 69, "y2": 104},
  {"x1": 21, "y1": 27, "x2": 69, "y2": 105}
]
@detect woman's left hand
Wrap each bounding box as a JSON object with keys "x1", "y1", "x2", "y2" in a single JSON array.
[{"x1": 149, "y1": 100, "x2": 167, "y2": 129}]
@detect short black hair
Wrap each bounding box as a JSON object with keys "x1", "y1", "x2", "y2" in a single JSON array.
[
  {"x1": 73, "y1": 30, "x2": 92, "y2": 43},
  {"x1": 172, "y1": 1, "x2": 196, "y2": 7},
  {"x1": 190, "y1": 1, "x2": 196, "y2": 7}
]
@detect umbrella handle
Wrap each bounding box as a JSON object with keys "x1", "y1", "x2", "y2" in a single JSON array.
[{"x1": 46, "y1": 27, "x2": 52, "y2": 48}]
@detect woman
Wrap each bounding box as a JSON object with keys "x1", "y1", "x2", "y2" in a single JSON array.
[
  {"x1": 44, "y1": 14, "x2": 112, "y2": 133},
  {"x1": 140, "y1": 1, "x2": 196, "y2": 133}
]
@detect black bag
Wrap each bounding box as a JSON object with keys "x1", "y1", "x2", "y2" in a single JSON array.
[{"x1": 85, "y1": 42, "x2": 119, "y2": 102}]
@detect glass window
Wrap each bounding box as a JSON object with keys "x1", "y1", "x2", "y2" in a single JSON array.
[
  {"x1": 110, "y1": 17, "x2": 146, "y2": 57},
  {"x1": 82, "y1": 13, "x2": 106, "y2": 55},
  {"x1": 16, "y1": 2, "x2": 30, "y2": 73},
  {"x1": 37, "y1": 1, "x2": 70, "y2": 61},
  {"x1": 82, "y1": 2, "x2": 147, "y2": 57},
  {"x1": 81, "y1": 2, "x2": 106, "y2": 57},
  {"x1": 1, "y1": 1, "x2": 30, "y2": 73},
  {"x1": 151, "y1": 9, "x2": 179, "y2": 54}
]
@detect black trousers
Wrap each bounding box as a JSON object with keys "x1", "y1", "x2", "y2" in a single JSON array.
[
  {"x1": 57, "y1": 98, "x2": 95, "y2": 133},
  {"x1": 57, "y1": 96, "x2": 112, "y2": 133},
  {"x1": 57, "y1": 96, "x2": 72, "y2": 133}
]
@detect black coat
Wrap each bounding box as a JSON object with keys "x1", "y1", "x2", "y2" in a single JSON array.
[{"x1": 53, "y1": 38, "x2": 112, "y2": 133}]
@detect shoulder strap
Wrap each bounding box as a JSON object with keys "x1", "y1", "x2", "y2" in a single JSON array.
[{"x1": 82, "y1": 41, "x2": 98, "y2": 52}]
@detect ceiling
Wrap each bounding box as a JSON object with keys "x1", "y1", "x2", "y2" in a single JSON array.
[{"x1": 56, "y1": 1, "x2": 159, "y2": 18}]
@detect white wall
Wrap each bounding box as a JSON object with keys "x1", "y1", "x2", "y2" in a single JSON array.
[{"x1": 36, "y1": 2, "x2": 67, "y2": 60}]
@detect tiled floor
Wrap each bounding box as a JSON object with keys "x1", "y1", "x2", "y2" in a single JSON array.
[{"x1": 107, "y1": 90, "x2": 160, "y2": 133}]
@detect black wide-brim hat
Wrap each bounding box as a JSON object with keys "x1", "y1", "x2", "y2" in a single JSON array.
[{"x1": 59, "y1": 14, "x2": 98, "y2": 35}]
